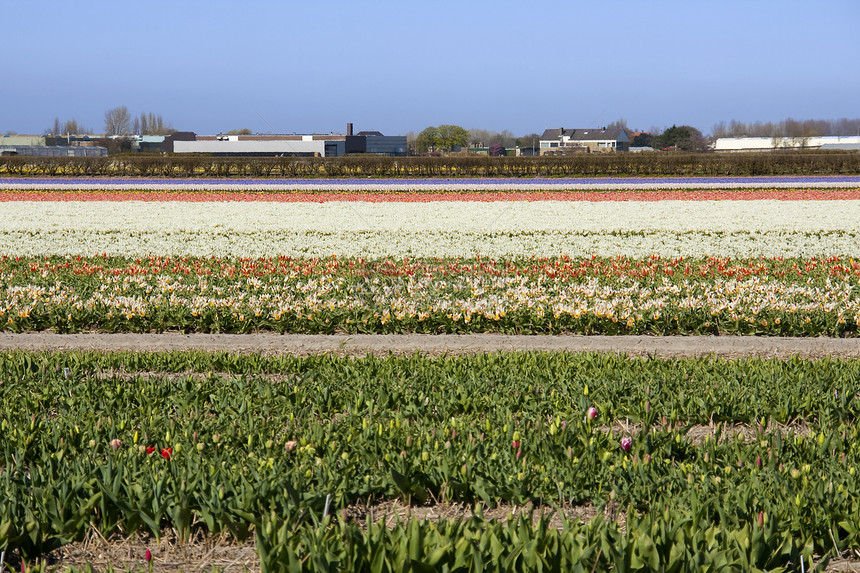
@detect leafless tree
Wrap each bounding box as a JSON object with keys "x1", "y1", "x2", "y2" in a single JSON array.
[
  {"x1": 64, "y1": 119, "x2": 85, "y2": 135},
  {"x1": 104, "y1": 106, "x2": 132, "y2": 136}
]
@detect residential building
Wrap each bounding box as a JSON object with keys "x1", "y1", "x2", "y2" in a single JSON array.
[{"x1": 539, "y1": 127, "x2": 630, "y2": 154}]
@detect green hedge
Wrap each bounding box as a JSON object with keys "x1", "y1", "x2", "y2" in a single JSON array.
[{"x1": 2, "y1": 151, "x2": 859, "y2": 178}]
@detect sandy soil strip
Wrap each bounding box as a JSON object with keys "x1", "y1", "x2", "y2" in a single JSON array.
[{"x1": 1, "y1": 333, "x2": 859, "y2": 359}]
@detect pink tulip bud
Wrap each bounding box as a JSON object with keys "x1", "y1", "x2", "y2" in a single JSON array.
[
  {"x1": 512, "y1": 440, "x2": 520, "y2": 450},
  {"x1": 586, "y1": 407, "x2": 598, "y2": 421},
  {"x1": 110, "y1": 438, "x2": 122, "y2": 450},
  {"x1": 645, "y1": 400, "x2": 651, "y2": 412},
  {"x1": 285, "y1": 440, "x2": 298, "y2": 452},
  {"x1": 516, "y1": 449, "x2": 522, "y2": 459},
  {"x1": 755, "y1": 456, "x2": 762, "y2": 469},
  {"x1": 145, "y1": 548, "x2": 152, "y2": 562},
  {"x1": 757, "y1": 511, "x2": 764, "y2": 528},
  {"x1": 620, "y1": 437, "x2": 632, "y2": 451}
]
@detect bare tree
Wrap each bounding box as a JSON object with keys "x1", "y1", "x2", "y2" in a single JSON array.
[
  {"x1": 468, "y1": 128, "x2": 515, "y2": 148},
  {"x1": 64, "y1": 119, "x2": 85, "y2": 135},
  {"x1": 606, "y1": 118, "x2": 629, "y2": 132},
  {"x1": 104, "y1": 106, "x2": 132, "y2": 136}
]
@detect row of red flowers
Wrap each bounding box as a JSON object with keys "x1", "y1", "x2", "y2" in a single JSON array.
[{"x1": 2, "y1": 188, "x2": 860, "y2": 202}]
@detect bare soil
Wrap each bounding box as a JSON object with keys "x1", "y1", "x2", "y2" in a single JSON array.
[{"x1": 1, "y1": 333, "x2": 859, "y2": 359}]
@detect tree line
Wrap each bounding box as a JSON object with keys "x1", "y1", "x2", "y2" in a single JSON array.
[
  {"x1": 42, "y1": 107, "x2": 175, "y2": 137},
  {"x1": 712, "y1": 117, "x2": 860, "y2": 139}
]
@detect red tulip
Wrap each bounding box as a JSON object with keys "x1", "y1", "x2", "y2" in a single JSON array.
[
  {"x1": 161, "y1": 448, "x2": 172, "y2": 460},
  {"x1": 145, "y1": 548, "x2": 152, "y2": 562},
  {"x1": 146, "y1": 446, "x2": 156, "y2": 455}
]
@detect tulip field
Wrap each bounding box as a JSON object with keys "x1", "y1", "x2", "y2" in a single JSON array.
[{"x1": 3, "y1": 176, "x2": 860, "y2": 571}]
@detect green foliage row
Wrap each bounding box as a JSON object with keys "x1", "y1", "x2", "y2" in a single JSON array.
[
  {"x1": 2, "y1": 150, "x2": 859, "y2": 178},
  {"x1": 2, "y1": 350, "x2": 860, "y2": 570}
]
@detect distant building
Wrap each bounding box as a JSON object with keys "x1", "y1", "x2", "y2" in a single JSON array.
[
  {"x1": 171, "y1": 124, "x2": 407, "y2": 157},
  {"x1": 539, "y1": 127, "x2": 629, "y2": 154},
  {"x1": 0, "y1": 135, "x2": 45, "y2": 146},
  {"x1": 714, "y1": 136, "x2": 860, "y2": 152},
  {"x1": 174, "y1": 135, "x2": 326, "y2": 157},
  {"x1": 161, "y1": 132, "x2": 196, "y2": 153},
  {"x1": 0, "y1": 145, "x2": 107, "y2": 157}
]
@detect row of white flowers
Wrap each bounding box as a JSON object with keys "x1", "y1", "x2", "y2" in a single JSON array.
[
  {"x1": 3, "y1": 200, "x2": 860, "y2": 258},
  {"x1": 2, "y1": 274, "x2": 858, "y2": 329}
]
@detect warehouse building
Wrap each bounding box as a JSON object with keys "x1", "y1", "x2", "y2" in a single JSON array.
[
  {"x1": 0, "y1": 145, "x2": 107, "y2": 157},
  {"x1": 714, "y1": 136, "x2": 860, "y2": 152},
  {"x1": 172, "y1": 124, "x2": 407, "y2": 157}
]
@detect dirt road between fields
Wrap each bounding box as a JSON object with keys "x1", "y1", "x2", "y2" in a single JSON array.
[{"x1": 1, "y1": 333, "x2": 859, "y2": 359}]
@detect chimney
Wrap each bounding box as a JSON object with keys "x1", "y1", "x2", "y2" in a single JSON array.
[{"x1": 347, "y1": 123, "x2": 353, "y2": 136}]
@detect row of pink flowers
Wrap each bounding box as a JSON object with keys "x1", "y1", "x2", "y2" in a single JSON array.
[{"x1": 2, "y1": 188, "x2": 860, "y2": 202}]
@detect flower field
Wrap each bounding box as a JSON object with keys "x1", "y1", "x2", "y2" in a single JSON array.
[
  {"x1": 3, "y1": 179, "x2": 860, "y2": 571},
  {"x1": 1, "y1": 180, "x2": 860, "y2": 337},
  {"x1": 2, "y1": 255, "x2": 860, "y2": 337}
]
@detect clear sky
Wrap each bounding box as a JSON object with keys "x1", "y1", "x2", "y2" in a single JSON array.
[{"x1": 3, "y1": 0, "x2": 859, "y2": 137}]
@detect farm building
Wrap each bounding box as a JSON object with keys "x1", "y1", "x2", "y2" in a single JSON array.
[
  {"x1": 714, "y1": 136, "x2": 860, "y2": 152},
  {"x1": 539, "y1": 127, "x2": 629, "y2": 154}
]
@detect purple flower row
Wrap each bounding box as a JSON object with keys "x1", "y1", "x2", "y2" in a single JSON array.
[{"x1": 2, "y1": 176, "x2": 860, "y2": 186}]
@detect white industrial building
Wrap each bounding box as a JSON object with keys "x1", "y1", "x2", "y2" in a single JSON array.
[
  {"x1": 174, "y1": 136, "x2": 325, "y2": 156},
  {"x1": 714, "y1": 136, "x2": 860, "y2": 152}
]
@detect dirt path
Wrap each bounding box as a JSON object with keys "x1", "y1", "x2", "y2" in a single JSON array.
[{"x1": 1, "y1": 333, "x2": 859, "y2": 358}]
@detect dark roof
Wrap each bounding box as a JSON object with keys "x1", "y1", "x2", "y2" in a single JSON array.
[
  {"x1": 356, "y1": 131, "x2": 384, "y2": 137},
  {"x1": 540, "y1": 128, "x2": 627, "y2": 141}
]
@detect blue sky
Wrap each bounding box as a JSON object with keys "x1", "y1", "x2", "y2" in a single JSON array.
[{"x1": 3, "y1": 0, "x2": 858, "y2": 137}]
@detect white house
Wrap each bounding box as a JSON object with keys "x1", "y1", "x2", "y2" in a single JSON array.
[{"x1": 539, "y1": 127, "x2": 629, "y2": 154}]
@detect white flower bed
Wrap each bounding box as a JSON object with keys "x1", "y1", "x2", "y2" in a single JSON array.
[{"x1": 2, "y1": 200, "x2": 860, "y2": 258}]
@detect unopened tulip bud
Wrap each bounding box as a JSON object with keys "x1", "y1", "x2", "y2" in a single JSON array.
[
  {"x1": 620, "y1": 437, "x2": 632, "y2": 451},
  {"x1": 285, "y1": 440, "x2": 297, "y2": 452},
  {"x1": 586, "y1": 407, "x2": 598, "y2": 421},
  {"x1": 110, "y1": 438, "x2": 122, "y2": 450}
]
